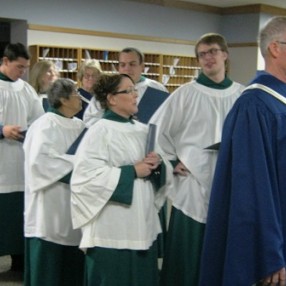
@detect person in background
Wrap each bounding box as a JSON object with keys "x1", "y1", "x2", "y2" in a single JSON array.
[
  {"x1": 199, "y1": 16, "x2": 286, "y2": 286},
  {"x1": 29, "y1": 60, "x2": 59, "y2": 111},
  {"x1": 83, "y1": 47, "x2": 169, "y2": 126},
  {"x1": 23, "y1": 78, "x2": 85, "y2": 286},
  {"x1": 149, "y1": 33, "x2": 244, "y2": 286},
  {"x1": 70, "y1": 73, "x2": 173, "y2": 286},
  {"x1": 0, "y1": 43, "x2": 44, "y2": 273},
  {"x1": 75, "y1": 59, "x2": 101, "y2": 120}
]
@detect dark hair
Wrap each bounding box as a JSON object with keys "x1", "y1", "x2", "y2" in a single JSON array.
[
  {"x1": 94, "y1": 74, "x2": 134, "y2": 109},
  {"x1": 3, "y1": 43, "x2": 30, "y2": 61},
  {"x1": 47, "y1": 78, "x2": 76, "y2": 109},
  {"x1": 119, "y1": 47, "x2": 144, "y2": 64}
]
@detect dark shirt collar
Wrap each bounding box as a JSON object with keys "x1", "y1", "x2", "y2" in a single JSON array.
[
  {"x1": 0, "y1": 72, "x2": 14, "y2": 82},
  {"x1": 103, "y1": 109, "x2": 134, "y2": 124},
  {"x1": 196, "y1": 72, "x2": 233, "y2": 89},
  {"x1": 47, "y1": 107, "x2": 67, "y2": 118}
]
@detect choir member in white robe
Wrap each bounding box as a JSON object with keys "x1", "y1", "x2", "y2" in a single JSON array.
[
  {"x1": 0, "y1": 43, "x2": 44, "y2": 272},
  {"x1": 23, "y1": 78, "x2": 86, "y2": 286},
  {"x1": 83, "y1": 48, "x2": 169, "y2": 259},
  {"x1": 71, "y1": 73, "x2": 173, "y2": 286},
  {"x1": 149, "y1": 33, "x2": 244, "y2": 286}
]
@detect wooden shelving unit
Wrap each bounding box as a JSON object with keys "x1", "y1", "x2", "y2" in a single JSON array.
[
  {"x1": 29, "y1": 45, "x2": 200, "y2": 92},
  {"x1": 29, "y1": 45, "x2": 79, "y2": 82},
  {"x1": 162, "y1": 55, "x2": 200, "y2": 93}
]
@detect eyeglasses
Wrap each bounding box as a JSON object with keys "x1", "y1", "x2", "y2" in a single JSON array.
[
  {"x1": 113, "y1": 86, "x2": 138, "y2": 95},
  {"x1": 276, "y1": 41, "x2": 286, "y2": 45},
  {"x1": 197, "y1": 48, "x2": 223, "y2": 59},
  {"x1": 71, "y1": 90, "x2": 81, "y2": 98},
  {"x1": 83, "y1": 74, "x2": 97, "y2": 80}
]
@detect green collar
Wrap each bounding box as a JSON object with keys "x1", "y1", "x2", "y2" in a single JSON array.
[
  {"x1": 103, "y1": 109, "x2": 134, "y2": 124},
  {"x1": 47, "y1": 107, "x2": 66, "y2": 118},
  {"x1": 0, "y1": 72, "x2": 14, "y2": 82},
  {"x1": 137, "y1": 76, "x2": 146, "y2": 83},
  {"x1": 196, "y1": 73, "x2": 232, "y2": 89}
]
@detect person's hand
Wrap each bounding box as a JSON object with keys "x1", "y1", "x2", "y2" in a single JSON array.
[
  {"x1": 134, "y1": 161, "x2": 153, "y2": 178},
  {"x1": 173, "y1": 161, "x2": 189, "y2": 176},
  {"x1": 144, "y1": 152, "x2": 162, "y2": 170},
  {"x1": 134, "y1": 152, "x2": 162, "y2": 178},
  {"x1": 2, "y1": 125, "x2": 24, "y2": 141},
  {"x1": 261, "y1": 267, "x2": 286, "y2": 286}
]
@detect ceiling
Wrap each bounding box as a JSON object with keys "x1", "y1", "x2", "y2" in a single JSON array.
[{"x1": 181, "y1": 0, "x2": 286, "y2": 9}]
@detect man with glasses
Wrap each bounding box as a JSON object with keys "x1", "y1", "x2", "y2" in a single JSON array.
[
  {"x1": 0, "y1": 43, "x2": 44, "y2": 273},
  {"x1": 149, "y1": 33, "x2": 244, "y2": 286},
  {"x1": 200, "y1": 16, "x2": 286, "y2": 286}
]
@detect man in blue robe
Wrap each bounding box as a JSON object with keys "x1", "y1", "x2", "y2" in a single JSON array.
[{"x1": 199, "y1": 16, "x2": 286, "y2": 286}]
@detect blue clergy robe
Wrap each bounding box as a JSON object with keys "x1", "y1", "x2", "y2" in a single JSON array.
[{"x1": 199, "y1": 71, "x2": 286, "y2": 286}]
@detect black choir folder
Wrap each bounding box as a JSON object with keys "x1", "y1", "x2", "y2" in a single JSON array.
[
  {"x1": 145, "y1": 124, "x2": 157, "y2": 155},
  {"x1": 204, "y1": 142, "x2": 221, "y2": 151}
]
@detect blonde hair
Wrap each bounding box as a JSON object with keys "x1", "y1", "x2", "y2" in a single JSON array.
[
  {"x1": 77, "y1": 59, "x2": 102, "y2": 81},
  {"x1": 29, "y1": 60, "x2": 57, "y2": 93}
]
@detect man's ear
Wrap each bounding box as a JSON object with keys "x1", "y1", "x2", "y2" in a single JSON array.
[
  {"x1": 1, "y1": 57, "x2": 9, "y2": 66},
  {"x1": 268, "y1": 41, "x2": 280, "y2": 58}
]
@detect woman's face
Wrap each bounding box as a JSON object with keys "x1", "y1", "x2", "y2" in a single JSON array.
[
  {"x1": 41, "y1": 66, "x2": 58, "y2": 92},
  {"x1": 108, "y1": 77, "x2": 138, "y2": 118},
  {"x1": 82, "y1": 68, "x2": 99, "y2": 92}
]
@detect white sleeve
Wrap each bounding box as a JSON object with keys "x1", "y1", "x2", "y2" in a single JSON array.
[
  {"x1": 83, "y1": 97, "x2": 104, "y2": 127},
  {"x1": 70, "y1": 125, "x2": 121, "y2": 229}
]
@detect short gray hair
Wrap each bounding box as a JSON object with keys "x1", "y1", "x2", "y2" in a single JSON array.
[
  {"x1": 47, "y1": 78, "x2": 76, "y2": 109},
  {"x1": 259, "y1": 16, "x2": 286, "y2": 57}
]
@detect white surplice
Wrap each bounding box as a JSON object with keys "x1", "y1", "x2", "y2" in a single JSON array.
[
  {"x1": 0, "y1": 79, "x2": 44, "y2": 193},
  {"x1": 71, "y1": 118, "x2": 173, "y2": 250},
  {"x1": 149, "y1": 81, "x2": 244, "y2": 223},
  {"x1": 23, "y1": 112, "x2": 85, "y2": 245}
]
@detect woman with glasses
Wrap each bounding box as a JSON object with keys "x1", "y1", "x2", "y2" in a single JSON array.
[
  {"x1": 76, "y1": 59, "x2": 102, "y2": 119},
  {"x1": 70, "y1": 73, "x2": 173, "y2": 286},
  {"x1": 23, "y1": 78, "x2": 85, "y2": 286}
]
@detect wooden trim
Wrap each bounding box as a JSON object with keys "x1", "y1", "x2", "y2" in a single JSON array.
[
  {"x1": 228, "y1": 42, "x2": 258, "y2": 47},
  {"x1": 28, "y1": 24, "x2": 196, "y2": 46},
  {"x1": 28, "y1": 24, "x2": 259, "y2": 48},
  {"x1": 221, "y1": 4, "x2": 286, "y2": 15},
  {"x1": 126, "y1": 0, "x2": 286, "y2": 15}
]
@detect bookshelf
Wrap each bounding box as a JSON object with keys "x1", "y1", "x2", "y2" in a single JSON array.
[
  {"x1": 29, "y1": 45, "x2": 200, "y2": 92},
  {"x1": 162, "y1": 55, "x2": 200, "y2": 92},
  {"x1": 29, "y1": 45, "x2": 79, "y2": 82}
]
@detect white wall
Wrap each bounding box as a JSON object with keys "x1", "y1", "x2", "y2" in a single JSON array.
[
  {"x1": 229, "y1": 47, "x2": 258, "y2": 85},
  {"x1": 28, "y1": 30, "x2": 195, "y2": 56}
]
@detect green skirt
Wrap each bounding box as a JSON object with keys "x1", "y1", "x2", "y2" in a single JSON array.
[
  {"x1": 85, "y1": 241, "x2": 159, "y2": 286},
  {"x1": 0, "y1": 192, "x2": 24, "y2": 256},
  {"x1": 25, "y1": 237, "x2": 85, "y2": 286},
  {"x1": 160, "y1": 206, "x2": 205, "y2": 286}
]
